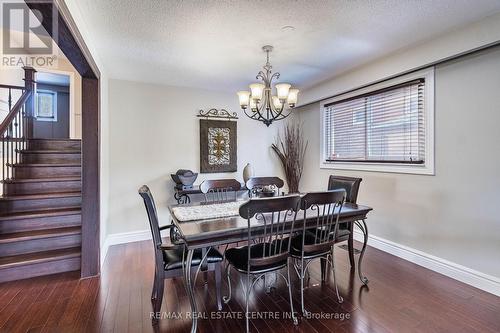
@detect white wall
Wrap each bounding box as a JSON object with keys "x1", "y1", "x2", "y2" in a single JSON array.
[
  {"x1": 107, "y1": 79, "x2": 284, "y2": 236},
  {"x1": 297, "y1": 46, "x2": 500, "y2": 280},
  {"x1": 299, "y1": 12, "x2": 500, "y2": 106}
]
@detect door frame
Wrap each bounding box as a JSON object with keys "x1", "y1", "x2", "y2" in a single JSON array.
[
  {"x1": 35, "y1": 68, "x2": 78, "y2": 138},
  {"x1": 25, "y1": 0, "x2": 101, "y2": 277}
]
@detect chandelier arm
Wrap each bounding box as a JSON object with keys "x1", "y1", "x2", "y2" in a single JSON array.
[
  {"x1": 274, "y1": 110, "x2": 292, "y2": 121},
  {"x1": 270, "y1": 100, "x2": 291, "y2": 120},
  {"x1": 253, "y1": 99, "x2": 268, "y2": 122},
  {"x1": 270, "y1": 72, "x2": 280, "y2": 84},
  {"x1": 243, "y1": 108, "x2": 260, "y2": 120},
  {"x1": 269, "y1": 98, "x2": 286, "y2": 118},
  {"x1": 256, "y1": 71, "x2": 266, "y2": 82}
]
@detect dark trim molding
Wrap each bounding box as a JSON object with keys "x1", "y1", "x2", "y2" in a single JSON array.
[
  {"x1": 25, "y1": 0, "x2": 101, "y2": 277},
  {"x1": 81, "y1": 78, "x2": 100, "y2": 276}
]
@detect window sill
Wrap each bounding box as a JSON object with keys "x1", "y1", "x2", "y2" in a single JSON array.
[{"x1": 320, "y1": 161, "x2": 435, "y2": 175}]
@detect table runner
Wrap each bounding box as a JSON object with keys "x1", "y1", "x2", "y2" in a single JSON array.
[{"x1": 171, "y1": 201, "x2": 243, "y2": 222}]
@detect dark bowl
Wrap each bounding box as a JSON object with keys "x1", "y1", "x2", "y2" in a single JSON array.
[{"x1": 171, "y1": 173, "x2": 198, "y2": 186}]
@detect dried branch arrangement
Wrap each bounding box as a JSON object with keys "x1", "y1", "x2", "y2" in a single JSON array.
[{"x1": 271, "y1": 121, "x2": 308, "y2": 193}]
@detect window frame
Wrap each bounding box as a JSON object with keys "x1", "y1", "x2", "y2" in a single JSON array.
[
  {"x1": 320, "y1": 68, "x2": 435, "y2": 175},
  {"x1": 35, "y1": 89, "x2": 58, "y2": 122}
]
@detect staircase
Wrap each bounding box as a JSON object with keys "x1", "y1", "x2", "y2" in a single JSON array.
[
  {"x1": 0, "y1": 139, "x2": 82, "y2": 282},
  {"x1": 0, "y1": 68, "x2": 83, "y2": 282}
]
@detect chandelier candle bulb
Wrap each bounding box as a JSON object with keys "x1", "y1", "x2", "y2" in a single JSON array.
[
  {"x1": 275, "y1": 83, "x2": 291, "y2": 100},
  {"x1": 287, "y1": 88, "x2": 299, "y2": 107},
  {"x1": 249, "y1": 98, "x2": 258, "y2": 111},
  {"x1": 272, "y1": 96, "x2": 283, "y2": 109},
  {"x1": 249, "y1": 83, "x2": 265, "y2": 101},
  {"x1": 237, "y1": 91, "x2": 250, "y2": 108}
]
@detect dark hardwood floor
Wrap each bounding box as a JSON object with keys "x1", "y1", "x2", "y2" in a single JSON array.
[{"x1": 0, "y1": 240, "x2": 499, "y2": 333}]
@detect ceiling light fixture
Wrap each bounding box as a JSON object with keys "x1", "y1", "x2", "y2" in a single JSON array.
[{"x1": 237, "y1": 45, "x2": 299, "y2": 126}]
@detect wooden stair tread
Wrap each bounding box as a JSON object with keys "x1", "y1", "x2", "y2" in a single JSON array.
[
  {"x1": 0, "y1": 247, "x2": 81, "y2": 269},
  {"x1": 19, "y1": 150, "x2": 81, "y2": 154},
  {"x1": 0, "y1": 226, "x2": 81, "y2": 243},
  {"x1": 0, "y1": 207, "x2": 81, "y2": 220},
  {"x1": 29, "y1": 138, "x2": 81, "y2": 142},
  {"x1": 2, "y1": 177, "x2": 81, "y2": 184},
  {"x1": 7, "y1": 163, "x2": 81, "y2": 167},
  {"x1": 0, "y1": 191, "x2": 81, "y2": 201}
]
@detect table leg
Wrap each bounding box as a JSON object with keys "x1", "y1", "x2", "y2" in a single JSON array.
[
  {"x1": 354, "y1": 219, "x2": 369, "y2": 285},
  {"x1": 347, "y1": 222, "x2": 355, "y2": 267},
  {"x1": 184, "y1": 249, "x2": 198, "y2": 333},
  {"x1": 201, "y1": 248, "x2": 208, "y2": 284}
]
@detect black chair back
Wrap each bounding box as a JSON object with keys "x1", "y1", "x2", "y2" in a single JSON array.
[
  {"x1": 200, "y1": 179, "x2": 241, "y2": 203},
  {"x1": 327, "y1": 176, "x2": 362, "y2": 204},
  {"x1": 138, "y1": 185, "x2": 164, "y2": 270},
  {"x1": 299, "y1": 190, "x2": 346, "y2": 254},
  {"x1": 246, "y1": 176, "x2": 284, "y2": 197},
  {"x1": 239, "y1": 195, "x2": 301, "y2": 269}
]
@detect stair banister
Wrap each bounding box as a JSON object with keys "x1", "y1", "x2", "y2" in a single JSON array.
[{"x1": 0, "y1": 67, "x2": 37, "y2": 190}]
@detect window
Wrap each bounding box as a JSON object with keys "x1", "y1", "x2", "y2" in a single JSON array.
[
  {"x1": 35, "y1": 90, "x2": 57, "y2": 122},
  {"x1": 321, "y1": 68, "x2": 434, "y2": 175}
]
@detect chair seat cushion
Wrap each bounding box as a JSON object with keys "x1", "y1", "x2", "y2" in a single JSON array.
[
  {"x1": 288, "y1": 233, "x2": 332, "y2": 257},
  {"x1": 162, "y1": 246, "x2": 223, "y2": 271},
  {"x1": 288, "y1": 228, "x2": 350, "y2": 258},
  {"x1": 225, "y1": 243, "x2": 288, "y2": 273}
]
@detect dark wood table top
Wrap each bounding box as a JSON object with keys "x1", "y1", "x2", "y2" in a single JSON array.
[{"x1": 169, "y1": 200, "x2": 373, "y2": 249}]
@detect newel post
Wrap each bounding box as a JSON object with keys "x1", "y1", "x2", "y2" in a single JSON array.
[{"x1": 23, "y1": 66, "x2": 37, "y2": 139}]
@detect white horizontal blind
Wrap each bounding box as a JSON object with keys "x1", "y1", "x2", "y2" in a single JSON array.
[{"x1": 324, "y1": 79, "x2": 425, "y2": 164}]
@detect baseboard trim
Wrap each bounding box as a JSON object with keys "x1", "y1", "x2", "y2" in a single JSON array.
[
  {"x1": 101, "y1": 229, "x2": 151, "y2": 266},
  {"x1": 353, "y1": 230, "x2": 500, "y2": 296}
]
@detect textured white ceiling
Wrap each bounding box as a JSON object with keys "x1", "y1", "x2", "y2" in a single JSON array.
[{"x1": 73, "y1": 0, "x2": 500, "y2": 92}]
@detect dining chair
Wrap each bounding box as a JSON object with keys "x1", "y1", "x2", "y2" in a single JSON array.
[
  {"x1": 292, "y1": 190, "x2": 346, "y2": 315},
  {"x1": 326, "y1": 175, "x2": 362, "y2": 270},
  {"x1": 200, "y1": 178, "x2": 241, "y2": 203},
  {"x1": 223, "y1": 195, "x2": 302, "y2": 332},
  {"x1": 138, "y1": 185, "x2": 224, "y2": 324},
  {"x1": 245, "y1": 176, "x2": 284, "y2": 198}
]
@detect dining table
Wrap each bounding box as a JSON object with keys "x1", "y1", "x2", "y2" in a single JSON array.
[{"x1": 168, "y1": 198, "x2": 373, "y2": 333}]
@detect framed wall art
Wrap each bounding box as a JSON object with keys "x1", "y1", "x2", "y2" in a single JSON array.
[{"x1": 199, "y1": 116, "x2": 237, "y2": 173}]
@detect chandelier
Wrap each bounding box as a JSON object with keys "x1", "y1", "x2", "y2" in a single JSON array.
[{"x1": 237, "y1": 45, "x2": 299, "y2": 126}]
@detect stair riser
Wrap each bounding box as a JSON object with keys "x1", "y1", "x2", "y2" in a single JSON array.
[
  {"x1": 3, "y1": 180, "x2": 81, "y2": 195},
  {"x1": 0, "y1": 196, "x2": 81, "y2": 213},
  {"x1": 0, "y1": 214, "x2": 81, "y2": 234},
  {"x1": 0, "y1": 257, "x2": 80, "y2": 283},
  {"x1": 21, "y1": 153, "x2": 81, "y2": 164},
  {"x1": 0, "y1": 234, "x2": 81, "y2": 256},
  {"x1": 28, "y1": 140, "x2": 81, "y2": 150},
  {"x1": 13, "y1": 166, "x2": 81, "y2": 178}
]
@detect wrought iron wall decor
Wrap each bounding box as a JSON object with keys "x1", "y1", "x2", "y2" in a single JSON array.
[
  {"x1": 197, "y1": 108, "x2": 238, "y2": 120},
  {"x1": 200, "y1": 119, "x2": 237, "y2": 173}
]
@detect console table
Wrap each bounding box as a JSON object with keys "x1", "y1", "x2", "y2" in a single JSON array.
[{"x1": 173, "y1": 183, "x2": 247, "y2": 204}]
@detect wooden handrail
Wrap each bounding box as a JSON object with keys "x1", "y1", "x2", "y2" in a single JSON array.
[{"x1": 0, "y1": 90, "x2": 31, "y2": 137}]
